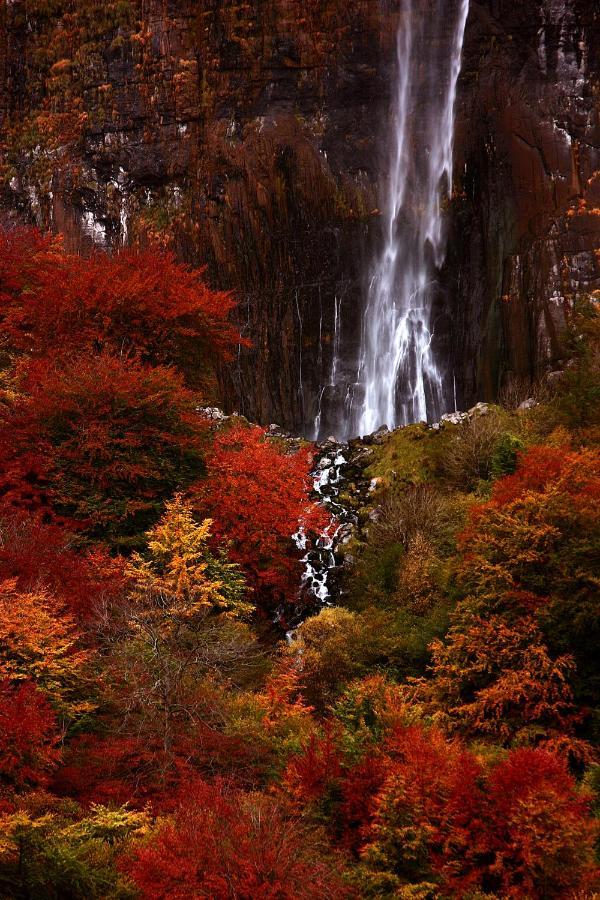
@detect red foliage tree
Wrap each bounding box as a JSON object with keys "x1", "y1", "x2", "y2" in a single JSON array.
[
  {"x1": 0, "y1": 352, "x2": 208, "y2": 545},
  {"x1": 338, "y1": 754, "x2": 388, "y2": 854},
  {"x1": 0, "y1": 680, "x2": 61, "y2": 790},
  {"x1": 192, "y1": 423, "x2": 328, "y2": 602},
  {"x1": 485, "y1": 444, "x2": 598, "y2": 507},
  {"x1": 53, "y1": 733, "x2": 199, "y2": 810},
  {"x1": 0, "y1": 227, "x2": 244, "y2": 381},
  {"x1": 0, "y1": 512, "x2": 126, "y2": 620},
  {"x1": 355, "y1": 726, "x2": 599, "y2": 897},
  {"x1": 121, "y1": 779, "x2": 351, "y2": 899},
  {"x1": 483, "y1": 748, "x2": 599, "y2": 898},
  {"x1": 357, "y1": 724, "x2": 487, "y2": 893},
  {"x1": 284, "y1": 729, "x2": 343, "y2": 805}
]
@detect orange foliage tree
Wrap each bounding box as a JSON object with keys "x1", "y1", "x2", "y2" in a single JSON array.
[
  {"x1": 426, "y1": 614, "x2": 581, "y2": 750},
  {"x1": 425, "y1": 445, "x2": 600, "y2": 749},
  {"x1": 0, "y1": 579, "x2": 92, "y2": 725},
  {"x1": 461, "y1": 445, "x2": 600, "y2": 607}
]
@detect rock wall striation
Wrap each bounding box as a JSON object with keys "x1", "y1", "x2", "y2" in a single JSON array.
[
  {"x1": 449, "y1": 0, "x2": 600, "y2": 405},
  {"x1": 1, "y1": 0, "x2": 599, "y2": 432}
]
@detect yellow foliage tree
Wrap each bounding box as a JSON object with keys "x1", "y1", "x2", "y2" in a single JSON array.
[
  {"x1": 102, "y1": 496, "x2": 256, "y2": 768},
  {"x1": 127, "y1": 494, "x2": 251, "y2": 624},
  {"x1": 0, "y1": 579, "x2": 93, "y2": 722}
]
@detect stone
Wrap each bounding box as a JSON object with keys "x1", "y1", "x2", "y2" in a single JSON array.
[
  {"x1": 468, "y1": 403, "x2": 490, "y2": 418},
  {"x1": 440, "y1": 411, "x2": 468, "y2": 426},
  {"x1": 350, "y1": 448, "x2": 375, "y2": 467},
  {"x1": 372, "y1": 425, "x2": 390, "y2": 444},
  {"x1": 199, "y1": 406, "x2": 227, "y2": 421}
]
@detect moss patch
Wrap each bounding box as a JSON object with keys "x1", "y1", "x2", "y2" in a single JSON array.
[{"x1": 364, "y1": 422, "x2": 460, "y2": 486}]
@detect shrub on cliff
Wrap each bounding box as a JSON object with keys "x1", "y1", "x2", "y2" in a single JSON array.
[
  {"x1": 441, "y1": 408, "x2": 522, "y2": 491},
  {"x1": 552, "y1": 296, "x2": 600, "y2": 434}
]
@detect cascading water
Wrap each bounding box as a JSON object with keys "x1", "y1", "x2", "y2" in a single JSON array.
[
  {"x1": 291, "y1": 448, "x2": 349, "y2": 608},
  {"x1": 353, "y1": 0, "x2": 469, "y2": 436}
]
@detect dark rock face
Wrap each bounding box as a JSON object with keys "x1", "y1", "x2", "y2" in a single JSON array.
[
  {"x1": 448, "y1": 0, "x2": 600, "y2": 406},
  {"x1": 1, "y1": 0, "x2": 599, "y2": 432}
]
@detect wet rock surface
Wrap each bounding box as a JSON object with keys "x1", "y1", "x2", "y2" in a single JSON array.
[{"x1": 448, "y1": 0, "x2": 600, "y2": 406}]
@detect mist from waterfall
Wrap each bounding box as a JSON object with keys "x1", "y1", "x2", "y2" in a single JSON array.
[{"x1": 352, "y1": 0, "x2": 469, "y2": 436}]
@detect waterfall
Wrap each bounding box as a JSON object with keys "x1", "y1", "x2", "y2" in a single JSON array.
[{"x1": 354, "y1": 0, "x2": 469, "y2": 435}]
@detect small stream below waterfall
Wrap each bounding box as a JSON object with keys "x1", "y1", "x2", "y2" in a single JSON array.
[
  {"x1": 293, "y1": 448, "x2": 350, "y2": 602},
  {"x1": 285, "y1": 429, "x2": 388, "y2": 632}
]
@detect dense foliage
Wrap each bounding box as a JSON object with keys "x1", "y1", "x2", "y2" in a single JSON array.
[{"x1": 0, "y1": 228, "x2": 599, "y2": 897}]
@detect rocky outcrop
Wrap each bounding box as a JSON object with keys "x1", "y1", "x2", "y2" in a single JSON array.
[{"x1": 1, "y1": 0, "x2": 599, "y2": 432}]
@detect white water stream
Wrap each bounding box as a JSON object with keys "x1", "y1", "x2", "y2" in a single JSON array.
[
  {"x1": 292, "y1": 450, "x2": 347, "y2": 606},
  {"x1": 355, "y1": 0, "x2": 470, "y2": 435}
]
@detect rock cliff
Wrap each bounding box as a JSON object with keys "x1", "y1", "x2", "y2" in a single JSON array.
[
  {"x1": 1, "y1": 0, "x2": 599, "y2": 433},
  {"x1": 450, "y1": 0, "x2": 600, "y2": 407}
]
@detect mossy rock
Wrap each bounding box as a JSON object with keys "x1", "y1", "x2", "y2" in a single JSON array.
[{"x1": 365, "y1": 422, "x2": 460, "y2": 486}]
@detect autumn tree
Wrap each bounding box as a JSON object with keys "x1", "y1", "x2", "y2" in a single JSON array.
[
  {"x1": 56, "y1": 668, "x2": 313, "y2": 809},
  {"x1": 0, "y1": 580, "x2": 92, "y2": 726},
  {"x1": 0, "y1": 512, "x2": 126, "y2": 621},
  {"x1": 192, "y1": 422, "x2": 327, "y2": 605},
  {"x1": 356, "y1": 724, "x2": 486, "y2": 895},
  {"x1": 0, "y1": 352, "x2": 208, "y2": 546},
  {"x1": 356, "y1": 731, "x2": 599, "y2": 898},
  {"x1": 0, "y1": 680, "x2": 61, "y2": 791},
  {"x1": 122, "y1": 779, "x2": 351, "y2": 899},
  {"x1": 279, "y1": 679, "x2": 599, "y2": 896},
  {"x1": 100, "y1": 496, "x2": 259, "y2": 776},
  {"x1": 283, "y1": 607, "x2": 421, "y2": 712},
  {"x1": 127, "y1": 494, "x2": 250, "y2": 620},
  {"x1": 460, "y1": 446, "x2": 600, "y2": 609},
  {"x1": 481, "y1": 748, "x2": 599, "y2": 897},
  {"x1": 0, "y1": 227, "x2": 243, "y2": 385},
  {"x1": 426, "y1": 613, "x2": 582, "y2": 751},
  {"x1": 281, "y1": 677, "x2": 420, "y2": 847},
  {"x1": 426, "y1": 445, "x2": 600, "y2": 748},
  {"x1": 0, "y1": 799, "x2": 148, "y2": 899}
]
